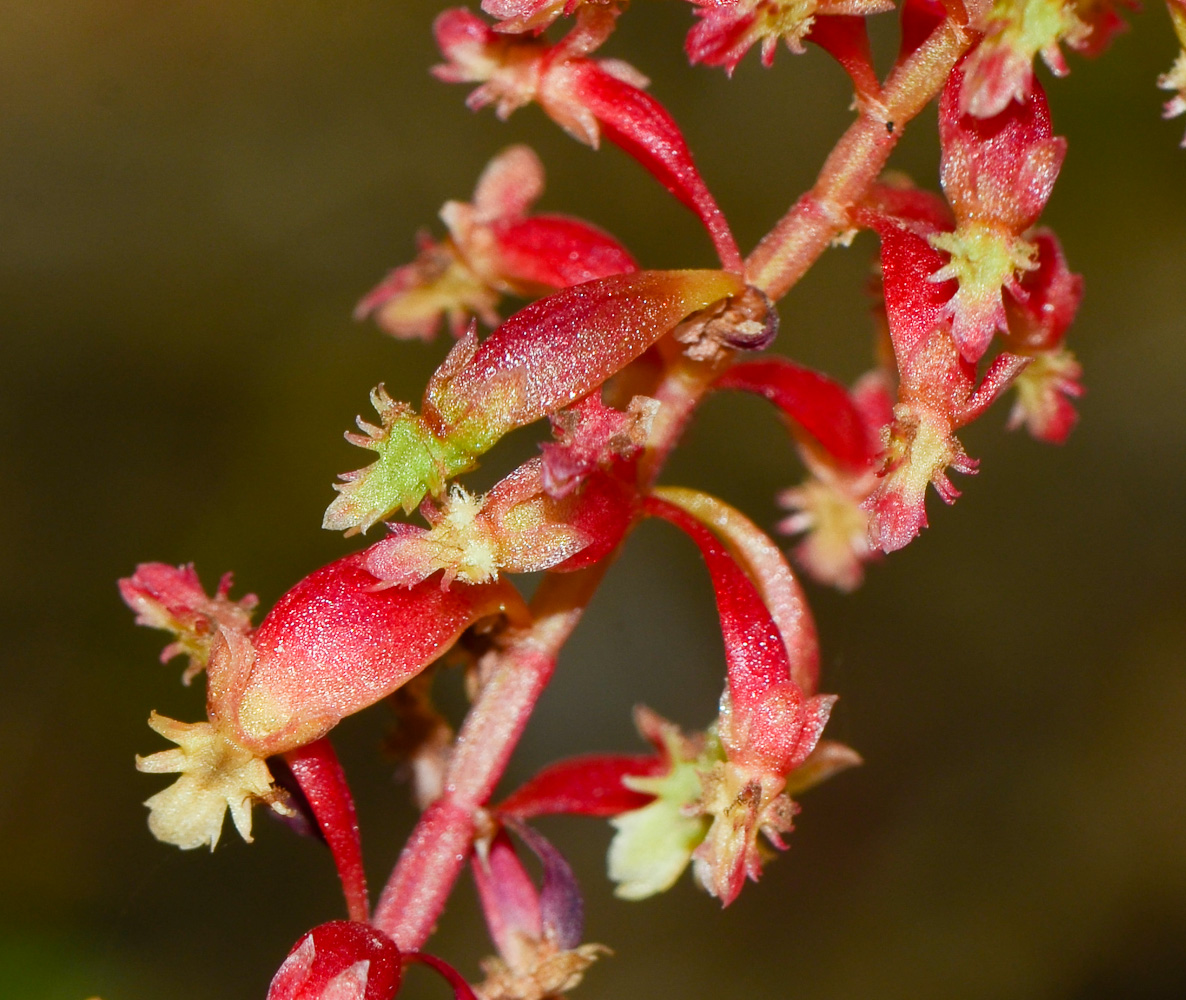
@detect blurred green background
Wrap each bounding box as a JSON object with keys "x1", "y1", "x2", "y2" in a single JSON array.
[{"x1": 2, "y1": 2, "x2": 1185, "y2": 998}]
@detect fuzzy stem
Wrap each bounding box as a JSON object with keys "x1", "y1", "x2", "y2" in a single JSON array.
[
  {"x1": 373, "y1": 567, "x2": 603, "y2": 946},
  {"x1": 745, "y1": 19, "x2": 973, "y2": 302},
  {"x1": 372, "y1": 10, "x2": 974, "y2": 955}
]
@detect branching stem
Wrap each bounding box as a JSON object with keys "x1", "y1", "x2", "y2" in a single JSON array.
[{"x1": 373, "y1": 12, "x2": 975, "y2": 954}]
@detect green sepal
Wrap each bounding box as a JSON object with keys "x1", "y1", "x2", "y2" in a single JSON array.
[{"x1": 323, "y1": 386, "x2": 484, "y2": 534}]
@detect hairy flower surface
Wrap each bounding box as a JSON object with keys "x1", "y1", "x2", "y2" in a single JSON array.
[
  {"x1": 356, "y1": 145, "x2": 636, "y2": 340},
  {"x1": 684, "y1": 0, "x2": 893, "y2": 80},
  {"x1": 326, "y1": 269, "x2": 741, "y2": 532},
  {"x1": 119, "y1": 563, "x2": 257, "y2": 684},
  {"x1": 433, "y1": 7, "x2": 742, "y2": 268}
]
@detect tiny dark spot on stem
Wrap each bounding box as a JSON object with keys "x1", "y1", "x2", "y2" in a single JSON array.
[{"x1": 886, "y1": 120, "x2": 895, "y2": 134}]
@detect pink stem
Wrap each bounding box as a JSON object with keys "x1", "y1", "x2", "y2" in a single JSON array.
[
  {"x1": 373, "y1": 569, "x2": 601, "y2": 946},
  {"x1": 369, "y1": 10, "x2": 976, "y2": 959},
  {"x1": 745, "y1": 19, "x2": 973, "y2": 301},
  {"x1": 283, "y1": 738, "x2": 370, "y2": 924}
]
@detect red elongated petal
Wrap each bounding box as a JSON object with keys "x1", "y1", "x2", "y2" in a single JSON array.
[
  {"x1": 959, "y1": 350, "x2": 1030, "y2": 425},
  {"x1": 497, "y1": 753, "x2": 663, "y2": 818},
  {"x1": 428, "y1": 269, "x2": 744, "y2": 431},
  {"x1": 209, "y1": 553, "x2": 525, "y2": 756},
  {"x1": 898, "y1": 0, "x2": 947, "y2": 64},
  {"x1": 403, "y1": 953, "x2": 480, "y2": 1000},
  {"x1": 560, "y1": 61, "x2": 743, "y2": 271},
  {"x1": 872, "y1": 219, "x2": 956, "y2": 368},
  {"x1": 283, "y1": 739, "x2": 369, "y2": 924},
  {"x1": 473, "y1": 831, "x2": 543, "y2": 957},
  {"x1": 939, "y1": 65, "x2": 1066, "y2": 232},
  {"x1": 807, "y1": 15, "x2": 882, "y2": 102},
  {"x1": 471, "y1": 144, "x2": 545, "y2": 221},
  {"x1": 652, "y1": 485, "x2": 819, "y2": 694},
  {"x1": 643, "y1": 496, "x2": 792, "y2": 715},
  {"x1": 716, "y1": 357, "x2": 880, "y2": 470},
  {"x1": 1002, "y1": 227, "x2": 1083, "y2": 351},
  {"x1": 489, "y1": 214, "x2": 637, "y2": 291},
  {"x1": 860, "y1": 180, "x2": 955, "y2": 234},
  {"x1": 267, "y1": 921, "x2": 402, "y2": 1000}
]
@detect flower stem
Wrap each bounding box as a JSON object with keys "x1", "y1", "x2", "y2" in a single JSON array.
[
  {"x1": 745, "y1": 20, "x2": 973, "y2": 302},
  {"x1": 374, "y1": 566, "x2": 604, "y2": 946},
  {"x1": 372, "y1": 12, "x2": 975, "y2": 954}
]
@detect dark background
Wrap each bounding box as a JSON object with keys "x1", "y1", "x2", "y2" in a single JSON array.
[{"x1": 3, "y1": 2, "x2": 1185, "y2": 998}]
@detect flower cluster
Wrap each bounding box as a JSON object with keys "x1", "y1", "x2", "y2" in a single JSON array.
[{"x1": 119, "y1": 1, "x2": 1182, "y2": 997}]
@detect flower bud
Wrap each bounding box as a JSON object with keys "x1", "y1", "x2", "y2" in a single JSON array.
[
  {"x1": 268, "y1": 922, "x2": 403, "y2": 1000},
  {"x1": 326, "y1": 269, "x2": 742, "y2": 533}
]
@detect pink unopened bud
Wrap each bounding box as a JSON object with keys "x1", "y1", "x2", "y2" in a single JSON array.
[
  {"x1": 210, "y1": 553, "x2": 525, "y2": 756},
  {"x1": 940, "y1": 65, "x2": 1065, "y2": 233},
  {"x1": 328, "y1": 269, "x2": 743, "y2": 533}
]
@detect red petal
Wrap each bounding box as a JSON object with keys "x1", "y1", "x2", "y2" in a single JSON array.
[
  {"x1": 497, "y1": 753, "x2": 663, "y2": 817},
  {"x1": 716, "y1": 357, "x2": 881, "y2": 470},
  {"x1": 211, "y1": 553, "x2": 522, "y2": 755},
  {"x1": 267, "y1": 921, "x2": 402, "y2": 1000},
  {"x1": 491, "y1": 214, "x2": 637, "y2": 290},
  {"x1": 283, "y1": 739, "x2": 370, "y2": 923},
  {"x1": 872, "y1": 221, "x2": 955, "y2": 367},
  {"x1": 564, "y1": 61, "x2": 742, "y2": 271},
  {"x1": 427, "y1": 269, "x2": 743, "y2": 432},
  {"x1": 939, "y1": 65, "x2": 1065, "y2": 231},
  {"x1": 643, "y1": 496, "x2": 792, "y2": 713},
  {"x1": 807, "y1": 16, "x2": 882, "y2": 102}
]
